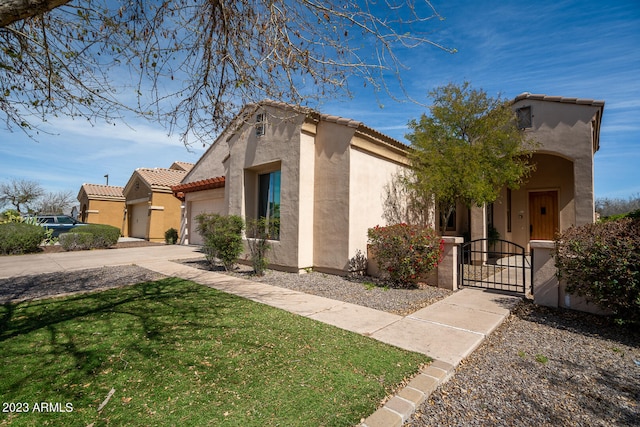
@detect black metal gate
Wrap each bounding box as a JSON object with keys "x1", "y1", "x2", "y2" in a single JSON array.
[{"x1": 459, "y1": 239, "x2": 530, "y2": 294}]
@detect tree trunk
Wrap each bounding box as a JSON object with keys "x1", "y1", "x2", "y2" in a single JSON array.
[{"x1": 0, "y1": 0, "x2": 70, "y2": 28}]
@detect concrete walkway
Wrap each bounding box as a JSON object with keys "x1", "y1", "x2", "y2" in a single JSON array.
[{"x1": 0, "y1": 245, "x2": 522, "y2": 427}]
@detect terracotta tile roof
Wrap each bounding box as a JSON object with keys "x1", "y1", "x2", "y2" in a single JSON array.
[
  {"x1": 172, "y1": 176, "x2": 225, "y2": 193},
  {"x1": 170, "y1": 161, "x2": 195, "y2": 172},
  {"x1": 135, "y1": 168, "x2": 188, "y2": 190},
  {"x1": 513, "y1": 92, "x2": 605, "y2": 107},
  {"x1": 79, "y1": 184, "x2": 125, "y2": 200}
]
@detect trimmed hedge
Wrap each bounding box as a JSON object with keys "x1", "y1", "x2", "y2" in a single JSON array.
[
  {"x1": 59, "y1": 224, "x2": 120, "y2": 251},
  {"x1": 0, "y1": 222, "x2": 46, "y2": 255},
  {"x1": 554, "y1": 217, "x2": 640, "y2": 324},
  {"x1": 59, "y1": 232, "x2": 94, "y2": 251},
  {"x1": 79, "y1": 224, "x2": 121, "y2": 248}
]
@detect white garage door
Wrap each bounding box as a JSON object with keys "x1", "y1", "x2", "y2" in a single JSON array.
[
  {"x1": 130, "y1": 203, "x2": 148, "y2": 239},
  {"x1": 189, "y1": 198, "x2": 224, "y2": 245}
]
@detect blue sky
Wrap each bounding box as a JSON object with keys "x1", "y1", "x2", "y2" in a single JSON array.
[{"x1": 1, "y1": 0, "x2": 638, "y2": 204}]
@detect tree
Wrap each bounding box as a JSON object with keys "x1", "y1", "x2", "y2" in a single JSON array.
[
  {"x1": 35, "y1": 189, "x2": 75, "y2": 214},
  {"x1": 0, "y1": 178, "x2": 44, "y2": 213},
  {"x1": 595, "y1": 193, "x2": 640, "y2": 218},
  {"x1": 406, "y1": 82, "x2": 534, "y2": 235},
  {"x1": 1, "y1": 0, "x2": 454, "y2": 145}
]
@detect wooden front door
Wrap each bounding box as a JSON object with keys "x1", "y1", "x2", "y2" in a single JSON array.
[{"x1": 529, "y1": 191, "x2": 559, "y2": 240}]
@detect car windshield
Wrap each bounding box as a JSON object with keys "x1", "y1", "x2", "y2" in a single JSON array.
[{"x1": 56, "y1": 216, "x2": 75, "y2": 224}]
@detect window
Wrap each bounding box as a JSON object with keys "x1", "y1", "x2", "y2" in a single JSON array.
[
  {"x1": 256, "y1": 113, "x2": 266, "y2": 137},
  {"x1": 516, "y1": 106, "x2": 532, "y2": 129},
  {"x1": 258, "y1": 170, "x2": 281, "y2": 239}
]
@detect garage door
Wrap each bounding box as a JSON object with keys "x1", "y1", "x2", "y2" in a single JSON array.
[
  {"x1": 189, "y1": 198, "x2": 224, "y2": 245},
  {"x1": 129, "y1": 203, "x2": 148, "y2": 239}
]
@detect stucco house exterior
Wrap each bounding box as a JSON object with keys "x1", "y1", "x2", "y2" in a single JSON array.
[
  {"x1": 452, "y1": 93, "x2": 604, "y2": 251},
  {"x1": 172, "y1": 101, "x2": 410, "y2": 274},
  {"x1": 174, "y1": 94, "x2": 602, "y2": 274},
  {"x1": 77, "y1": 184, "x2": 126, "y2": 230},
  {"x1": 124, "y1": 162, "x2": 193, "y2": 242}
]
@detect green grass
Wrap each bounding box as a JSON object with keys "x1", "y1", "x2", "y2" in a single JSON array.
[{"x1": 0, "y1": 278, "x2": 430, "y2": 426}]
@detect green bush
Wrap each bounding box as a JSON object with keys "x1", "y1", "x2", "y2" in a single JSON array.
[
  {"x1": 0, "y1": 222, "x2": 46, "y2": 255},
  {"x1": 165, "y1": 228, "x2": 179, "y2": 244},
  {"x1": 195, "y1": 213, "x2": 245, "y2": 271},
  {"x1": 554, "y1": 218, "x2": 640, "y2": 324},
  {"x1": 80, "y1": 224, "x2": 121, "y2": 248},
  {"x1": 367, "y1": 223, "x2": 443, "y2": 288},
  {"x1": 59, "y1": 232, "x2": 94, "y2": 251},
  {"x1": 246, "y1": 218, "x2": 277, "y2": 276}
]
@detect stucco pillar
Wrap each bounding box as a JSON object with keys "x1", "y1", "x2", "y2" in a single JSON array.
[
  {"x1": 573, "y1": 156, "x2": 596, "y2": 226},
  {"x1": 530, "y1": 240, "x2": 558, "y2": 308},
  {"x1": 437, "y1": 236, "x2": 463, "y2": 291},
  {"x1": 469, "y1": 204, "x2": 487, "y2": 264}
]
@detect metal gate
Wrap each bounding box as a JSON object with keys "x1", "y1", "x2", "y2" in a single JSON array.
[{"x1": 459, "y1": 239, "x2": 530, "y2": 294}]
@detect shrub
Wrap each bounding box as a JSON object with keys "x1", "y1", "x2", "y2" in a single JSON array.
[
  {"x1": 367, "y1": 223, "x2": 443, "y2": 288},
  {"x1": 195, "y1": 213, "x2": 245, "y2": 271},
  {"x1": 554, "y1": 218, "x2": 640, "y2": 324},
  {"x1": 245, "y1": 218, "x2": 276, "y2": 276},
  {"x1": 165, "y1": 228, "x2": 179, "y2": 244},
  {"x1": 0, "y1": 222, "x2": 46, "y2": 255},
  {"x1": 81, "y1": 224, "x2": 121, "y2": 248},
  {"x1": 59, "y1": 232, "x2": 94, "y2": 251}
]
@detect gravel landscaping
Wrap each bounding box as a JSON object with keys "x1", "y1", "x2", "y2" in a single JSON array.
[
  {"x1": 176, "y1": 258, "x2": 453, "y2": 316},
  {"x1": 407, "y1": 301, "x2": 640, "y2": 427},
  {"x1": 1, "y1": 258, "x2": 638, "y2": 426}
]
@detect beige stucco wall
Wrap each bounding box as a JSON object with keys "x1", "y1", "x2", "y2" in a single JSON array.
[
  {"x1": 312, "y1": 120, "x2": 354, "y2": 273},
  {"x1": 225, "y1": 106, "x2": 308, "y2": 271},
  {"x1": 348, "y1": 144, "x2": 406, "y2": 266},
  {"x1": 147, "y1": 191, "x2": 183, "y2": 242},
  {"x1": 515, "y1": 99, "x2": 599, "y2": 226},
  {"x1": 184, "y1": 140, "x2": 229, "y2": 182},
  {"x1": 83, "y1": 199, "x2": 125, "y2": 231}
]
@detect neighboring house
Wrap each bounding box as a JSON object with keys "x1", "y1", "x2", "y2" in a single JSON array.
[
  {"x1": 124, "y1": 162, "x2": 194, "y2": 242},
  {"x1": 173, "y1": 94, "x2": 603, "y2": 273},
  {"x1": 172, "y1": 101, "x2": 410, "y2": 274},
  {"x1": 451, "y1": 93, "x2": 604, "y2": 251},
  {"x1": 77, "y1": 184, "x2": 126, "y2": 230}
]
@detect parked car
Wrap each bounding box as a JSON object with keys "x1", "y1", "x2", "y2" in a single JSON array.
[{"x1": 34, "y1": 215, "x2": 87, "y2": 237}]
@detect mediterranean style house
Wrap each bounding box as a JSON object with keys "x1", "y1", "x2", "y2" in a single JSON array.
[
  {"x1": 173, "y1": 94, "x2": 603, "y2": 273},
  {"x1": 123, "y1": 161, "x2": 193, "y2": 242},
  {"x1": 77, "y1": 184, "x2": 126, "y2": 230},
  {"x1": 172, "y1": 100, "x2": 410, "y2": 274}
]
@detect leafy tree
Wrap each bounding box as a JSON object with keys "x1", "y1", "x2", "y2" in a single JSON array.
[
  {"x1": 1, "y1": 0, "x2": 454, "y2": 144},
  {"x1": 0, "y1": 178, "x2": 44, "y2": 213},
  {"x1": 406, "y1": 82, "x2": 534, "y2": 235}
]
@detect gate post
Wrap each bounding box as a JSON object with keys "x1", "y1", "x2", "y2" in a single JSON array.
[
  {"x1": 438, "y1": 236, "x2": 464, "y2": 291},
  {"x1": 530, "y1": 240, "x2": 558, "y2": 307}
]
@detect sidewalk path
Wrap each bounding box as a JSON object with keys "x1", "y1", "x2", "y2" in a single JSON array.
[{"x1": 0, "y1": 245, "x2": 522, "y2": 427}]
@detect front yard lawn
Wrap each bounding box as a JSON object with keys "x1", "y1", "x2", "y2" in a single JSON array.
[{"x1": 0, "y1": 278, "x2": 430, "y2": 426}]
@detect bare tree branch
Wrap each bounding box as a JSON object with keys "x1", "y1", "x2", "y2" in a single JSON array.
[{"x1": 0, "y1": 1, "x2": 455, "y2": 145}]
